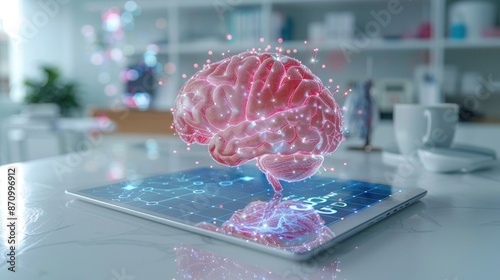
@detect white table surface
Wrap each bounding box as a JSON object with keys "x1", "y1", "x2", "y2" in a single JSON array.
[
  {"x1": 1, "y1": 126, "x2": 499, "y2": 280},
  {"x1": 2, "y1": 116, "x2": 116, "y2": 132}
]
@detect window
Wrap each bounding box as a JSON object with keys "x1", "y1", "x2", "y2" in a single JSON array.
[
  {"x1": 0, "y1": 0, "x2": 20, "y2": 99},
  {"x1": 0, "y1": 12, "x2": 9, "y2": 95}
]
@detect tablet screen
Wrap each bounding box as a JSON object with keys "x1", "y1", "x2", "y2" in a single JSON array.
[{"x1": 75, "y1": 166, "x2": 403, "y2": 253}]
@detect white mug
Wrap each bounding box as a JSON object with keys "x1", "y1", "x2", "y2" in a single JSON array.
[{"x1": 394, "y1": 104, "x2": 459, "y2": 156}]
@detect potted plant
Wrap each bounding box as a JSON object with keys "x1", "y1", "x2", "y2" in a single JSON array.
[{"x1": 24, "y1": 66, "x2": 81, "y2": 117}]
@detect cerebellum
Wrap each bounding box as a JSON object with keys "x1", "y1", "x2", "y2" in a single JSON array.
[{"x1": 173, "y1": 51, "x2": 342, "y2": 191}]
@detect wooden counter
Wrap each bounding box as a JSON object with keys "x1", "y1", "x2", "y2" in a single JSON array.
[{"x1": 88, "y1": 108, "x2": 175, "y2": 135}]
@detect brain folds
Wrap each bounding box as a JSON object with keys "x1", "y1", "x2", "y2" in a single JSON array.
[{"x1": 174, "y1": 51, "x2": 342, "y2": 191}]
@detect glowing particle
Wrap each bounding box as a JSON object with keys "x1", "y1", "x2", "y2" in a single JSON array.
[
  {"x1": 193, "y1": 63, "x2": 199, "y2": 68},
  {"x1": 226, "y1": 34, "x2": 232, "y2": 40},
  {"x1": 182, "y1": 74, "x2": 187, "y2": 79},
  {"x1": 173, "y1": 150, "x2": 177, "y2": 154},
  {"x1": 278, "y1": 38, "x2": 283, "y2": 44},
  {"x1": 328, "y1": 78, "x2": 333, "y2": 83},
  {"x1": 260, "y1": 37, "x2": 265, "y2": 43},
  {"x1": 208, "y1": 50, "x2": 213, "y2": 55}
]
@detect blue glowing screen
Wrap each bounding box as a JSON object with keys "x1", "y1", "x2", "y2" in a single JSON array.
[{"x1": 77, "y1": 166, "x2": 402, "y2": 252}]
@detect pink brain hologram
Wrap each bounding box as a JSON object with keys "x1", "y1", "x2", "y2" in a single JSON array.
[
  {"x1": 196, "y1": 193, "x2": 335, "y2": 253},
  {"x1": 173, "y1": 51, "x2": 342, "y2": 191}
]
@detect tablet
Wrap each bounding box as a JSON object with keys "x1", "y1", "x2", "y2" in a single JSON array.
[{"x1": 66, "y1": 165, "x2": 426, "y2": 260}]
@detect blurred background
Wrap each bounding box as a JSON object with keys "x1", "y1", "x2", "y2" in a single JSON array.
[{"x1": 1, "y1": 0, "x2": 500, "y2": 163}]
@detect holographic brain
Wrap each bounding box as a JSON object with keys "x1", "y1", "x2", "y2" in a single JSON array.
[
  {"x1": 173, "y1": 51, "x2": 342, "y2": 191},
  {"x1": 196, "y1": 193, "x2": 335, "y2": 253}
]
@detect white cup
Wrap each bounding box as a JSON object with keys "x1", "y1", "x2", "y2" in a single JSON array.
[{"x1": 394, "y1": 104, "x2": 459, "y2": 156}]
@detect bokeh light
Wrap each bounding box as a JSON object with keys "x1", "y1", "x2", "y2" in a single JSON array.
[
  {"x1": 91, "y1": 53, "x2": 104, "y2": 65},
  {"x1": 121, "y1": 12, "x2": 134, "y2": 24},
  {"x1": 124, "y1": 1, "x2": 138, "y2": 12},
  {"x1": 81, "y1": 25, "x2": 95, "y2": 37},
  {"x1": 110, "y1": 48, "x2": 124, "y2": 62},
  {"x1": 155, "y1": 18, "x2": 167, "y2": 29},
  {"x1": 126, "y1": 69, "x2": 139, "y2": 81},
  {"x1": 105, "y1": 84, "x2": 117, "y2": 96},
  {"x1": 102, "y1": 9, "x2": 121, "y2": 32},
  {"x1": 164, "y1": 62, "x2": 177, "y2": 74}
]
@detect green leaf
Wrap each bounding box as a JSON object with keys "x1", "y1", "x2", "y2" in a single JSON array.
[{"x1": 23, "y1": 65, "x2": 81, "y2": 117}]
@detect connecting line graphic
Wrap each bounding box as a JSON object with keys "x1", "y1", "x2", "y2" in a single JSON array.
[
  {"x1": 218, "y1": 176, "x2": 254, "y2": 186},
  {"x1": 81, "y1": 166, "x2": 404, "y2": 241},
  {"x1": 175, "y1": 175, "x2": 201, "y2": 183},
  {"x1": 110, "y1": 175, "x2": 255, "y2": 206}
]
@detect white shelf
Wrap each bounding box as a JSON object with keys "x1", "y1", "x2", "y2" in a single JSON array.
[
  {"x1": 74, "y1": 0, "x2": 500, "y2": 116},
  {"x1": 83, "y1": 0, "x2": 262, "y2": 11},
  {"x1": 176, "y1": 41, "x2": 254, "y2": 54},
  {"x1": 164, "y1": 39, "x2": 433, "y2": 56},
  {"x1": 84, "y1": 0, "x2": 392, "y2": 11},
  {"x1": 261, "y1": 0, "x2": 393, "y2": 5},
  {"x1": 444, "y1": 39, "x2": 500, "y2": 49},
  {"x1": 281, "y1": 39, "x2": 432, "y2": 51}
]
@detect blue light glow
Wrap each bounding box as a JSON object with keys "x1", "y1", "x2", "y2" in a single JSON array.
[{"x1": 123, "y1": 184, "x2": 136, "y2": 190}]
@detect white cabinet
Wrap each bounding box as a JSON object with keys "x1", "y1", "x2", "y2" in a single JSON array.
[{"x1": 76, "y1": 0, "x2": 500, "y2": 120}]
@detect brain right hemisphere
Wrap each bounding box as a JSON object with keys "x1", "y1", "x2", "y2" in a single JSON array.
[{"x1": 173, "y1": 51, "x2": 342, "y2": 191}]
